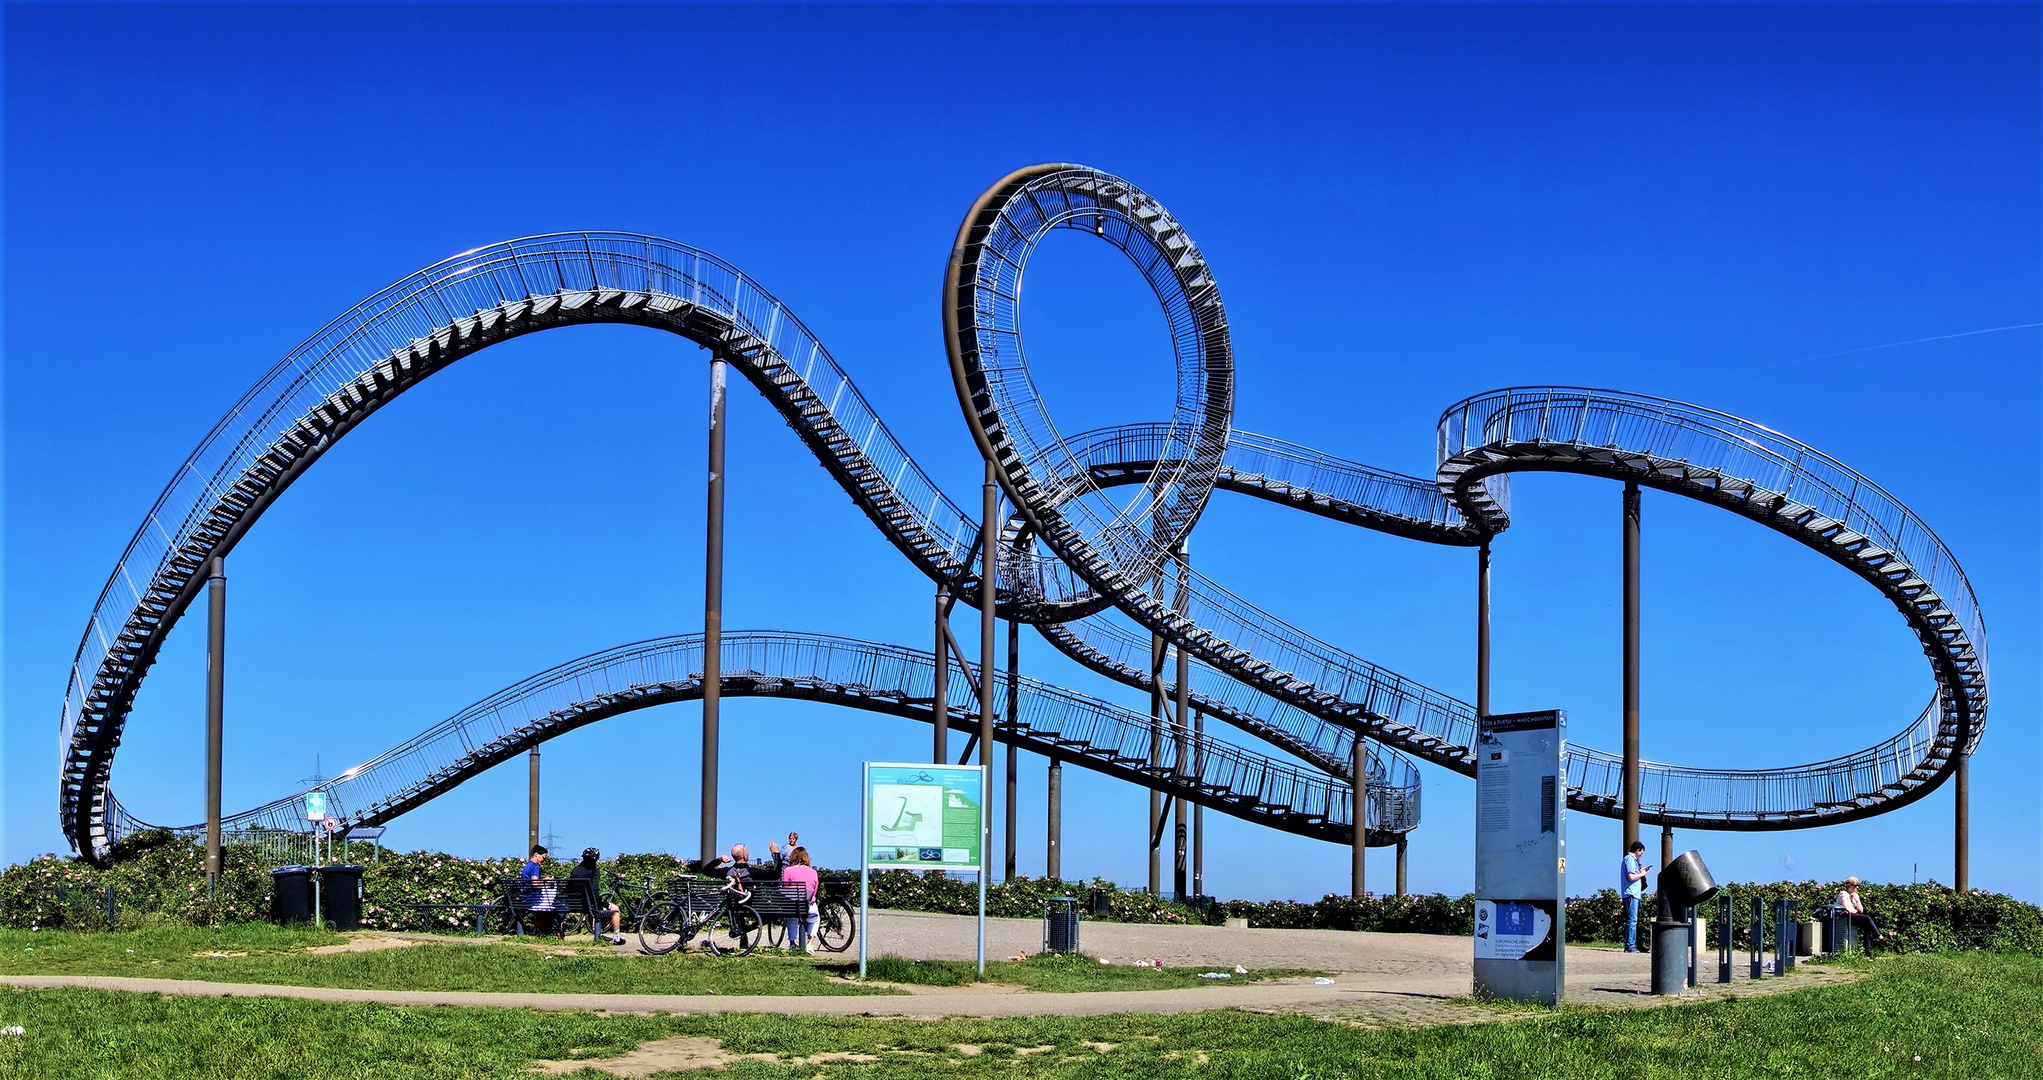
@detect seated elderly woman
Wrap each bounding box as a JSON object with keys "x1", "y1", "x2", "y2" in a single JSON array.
[{"x1": 1835, "y1": 877, "x2": 1891, "y2": 953}]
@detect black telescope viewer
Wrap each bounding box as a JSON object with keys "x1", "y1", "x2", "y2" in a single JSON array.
[{"x1": 1652, "y1": 850, "x2": 1719, "y2": 995}]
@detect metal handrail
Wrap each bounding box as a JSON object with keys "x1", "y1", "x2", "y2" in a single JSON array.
[{"x1": 105, "y1": 631, "x2": 1397, "y2": 847}]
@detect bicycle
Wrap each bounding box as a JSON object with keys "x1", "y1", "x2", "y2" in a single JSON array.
[
  {"x1": 814, "y1": 877, "x2": 858, "y2": 953},
  {"x1": 635, "y1": 876, "x2": 760, "y2": 956}
]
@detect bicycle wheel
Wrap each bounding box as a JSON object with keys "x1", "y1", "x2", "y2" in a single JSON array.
[
  {"x1": 702, "y1": 903, "x2": 760, "y2": 957},
  {"x1": 636, "y1": 899, "x2": 685, "y2": 955},
  {"x1": 816, "y1": 899, "x2": 856, "y2": 953},
  {"x1": 761, "y1": 916, "x2": 786, "y2": 950}
]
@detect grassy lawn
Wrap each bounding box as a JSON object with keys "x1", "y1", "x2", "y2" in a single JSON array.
[
  {"x1": 0, "y1": 927, "x2": 1315, "y2": 997},
  {"x1": 0, "y1": 951, "x2": 2034, "y2": 1078},
  {"x1": 861, "y1": 953, "x2": 1324, "y2": 992}
]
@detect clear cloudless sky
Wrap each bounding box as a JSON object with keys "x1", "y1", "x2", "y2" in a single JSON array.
[{"x1": 4, "y1": 3, "x2": 2037, "y2": 904}]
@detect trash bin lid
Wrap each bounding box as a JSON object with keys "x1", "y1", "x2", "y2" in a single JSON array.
[
  {"x1": 269, "y1": 865, "x2": 312, "y2": 876},
  {"x1": 318, "y1": 865, "x2": 365, "y2": 873}
]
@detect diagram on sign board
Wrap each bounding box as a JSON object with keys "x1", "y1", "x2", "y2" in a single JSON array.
[{"x1": 864, "y1": 764, "x2": 983, "y2": 869}]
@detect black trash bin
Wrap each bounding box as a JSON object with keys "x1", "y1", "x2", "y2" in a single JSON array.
[
  {"x1": 1088, "y1": 888, "x2": 1111, "y2": 918},
  {"x1": 320, "y1": 865, "x2": 366, "y2": 931},
  {"x1": 1044, "y1": 896, "x2": 1080, "y2": 955},
  {"x1": 270, "y1": 866, "x2": 314, "y2": 925}
]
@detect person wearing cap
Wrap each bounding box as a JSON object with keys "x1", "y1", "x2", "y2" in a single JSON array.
[
  {"x1": 1835, "y1": 876, "x2": 1888, "y2": 953},
  {"x1": 568, "y1": 847, "x2": 626, "y2": 945}
]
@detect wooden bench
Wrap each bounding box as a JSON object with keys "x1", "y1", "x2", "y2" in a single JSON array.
[{"x1": 496, "y1": 875, "x2": 607, "y2": 943}]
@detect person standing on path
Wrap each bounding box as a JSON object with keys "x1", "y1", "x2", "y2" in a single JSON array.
[
  {"x1": 1621, "y1": 840, "x2": 1651, "y2": 953},
  {"x1": 781, "y1": 846, "x2": 821, "y2": 951}
]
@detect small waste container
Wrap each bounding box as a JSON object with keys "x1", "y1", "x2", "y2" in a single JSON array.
[
  {"x1": 1796, "y1": 921, "x2": 1817, "y2": 957},
  {"x1": 320, "y1": 865, "x2": 366, "y2": 931},
  {"x1": 1088, "y1": 887, "x2": 1111, "y2": 918},
  {"x1": 1044, "y1": 896, "x2": 1080, "y2": 955},
  {"x1": 270, "y1": 866, "x2": 314, "y2": 925}
]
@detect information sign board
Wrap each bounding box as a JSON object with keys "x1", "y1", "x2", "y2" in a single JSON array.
[
  {"x1": 305, "y1": 791, "x2": 328, "y2": 822},
  {"x1": 1473, "y1": 709, "x2": 1567, "y2": 1005},
  {"x1": 864, "y1": 764, "x2": 983, "y2": 869},
  {"x1": 859, "y1": 762, "x2": 989, "y2": 978}
]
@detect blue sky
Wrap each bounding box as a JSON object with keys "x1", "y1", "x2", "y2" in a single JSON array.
[{"x1": 5, "y1": 3, "x2": 2037, "y2": 904}]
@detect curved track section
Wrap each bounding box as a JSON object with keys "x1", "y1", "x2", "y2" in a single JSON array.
[
  {"x1": 108, "y1": 632, "x2": 1416, "y2": 849},
  {"x1": 1437, "y1": 387, "x2": 1986, "y2": 822},
  {"x1": 64, "y1": 165, "x2": 1986, "y2": 857},
  {"x1": 945, "y1": 165, "x2": 1987, "y2": 832}
]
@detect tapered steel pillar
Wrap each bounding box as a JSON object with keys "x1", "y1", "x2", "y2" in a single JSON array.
[
  {"x1": 701, "y1": 358, "x2": 727, "y2": 863},
  {"x1": 1192, "y1": 708, "x2": 1205, "y2": 898},
  {"x1": 1046, "y1": 756, "x2": 1063, "y2": 879},
  {"x1": 1622, "y1": 482, "x2": 1642, "y2": 852},
  {"x1": 527, "y1": 748, "x2": 541, "y2": 853},
  {"x1": 205, "y1": 557, "x2": 225, "y2": 890},
  {"x1": 1476, "y1": 541, "x2": 1491, "y2": 717},
  {"x1": 1351, "y1": 740, "x2": 1367, "y2": 899},
  {"x1": 1148, "y1": 628, "x2": 1165, "y2": 895},
  {"x1": 1956, "y1": 751, "x2": 1970, "y2": 892},
  {"x1": 1005, "y1": 618, "x2": 1020, "y2": 882},
  {"x1": 1172, "y1": 640, "x2": 1190, "y2": 903},
  {"x1": 1395, "y1": 833, "x2": 1408, "y2": 897},
  {"x1": 933, "y1": 585, "x2": 951, "y2": 763},
  {"x1": 979, "y1": 463, "x2": 997, "y2": 975}
]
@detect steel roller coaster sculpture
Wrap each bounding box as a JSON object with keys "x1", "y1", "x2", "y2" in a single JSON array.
[{"x1": 59, "y1": 165, "x2": 1985, "y2": 876}]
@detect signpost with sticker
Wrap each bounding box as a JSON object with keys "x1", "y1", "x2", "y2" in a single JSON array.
[
  {"x1": 859, "y1": 763, "x2": 986, "y2": 976},
  {"x1": 1472, "y1": 709, "x2": 1568, "y2": 1005}
]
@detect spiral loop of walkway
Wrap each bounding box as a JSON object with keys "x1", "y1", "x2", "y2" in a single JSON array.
[
  {"x1": 60, "y1": 165, "x2": 1984, "y2": 862},
  {"x1": 946, "y1": 166, "x2": 1986, "y2": 832},
  {"x1": 106, "y1": 632, "x2": 1417, "y2": 850}
]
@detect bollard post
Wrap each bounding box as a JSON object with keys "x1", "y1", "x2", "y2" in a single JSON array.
[
  {"x1": 1749, "y1": 895, "x2": 1763, "y2": 979},
  {"x1": 105, "y1": 885, "x2": 116, "y2": 927},
  {"x1": 1783, "y1": 899, "x2": 1798, "y2": 972},
  {"x1": 1687, "y1": 906, "x2": 1699, "y2": 987},
  {"x1": 1717, "y1": 893, "x2": 1732, "y2": 983}
]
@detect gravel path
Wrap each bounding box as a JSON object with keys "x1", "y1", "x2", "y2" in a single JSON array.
[{"x1": 0, "y1": 911, "x2": 1857, "y2": 1024}]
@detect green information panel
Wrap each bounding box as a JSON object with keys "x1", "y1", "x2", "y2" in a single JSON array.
[{"x1": 864, "y1": 763, "x2": 983, "y2": 869}]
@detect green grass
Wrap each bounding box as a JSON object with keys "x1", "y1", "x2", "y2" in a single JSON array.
[
  {"x1": 0, "y1": 925, "x2": 887, "y2": 997},
  {"x1": 0, "y1": 950, "x2": 2037, "y2": 1078},
  {"x1": 0, "y1": 927, "x2": 1310, "y2": 998},
  {"x1": 861, "y1": 952, "x2": 1325, "y2": 992}
]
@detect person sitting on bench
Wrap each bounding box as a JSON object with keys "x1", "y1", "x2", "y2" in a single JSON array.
[
  {"x1": 1836, "y1": 877, "x2": 1889, "y2": 953},
  {"x1": 520, "y1": 844, "x2": 557, "y2": 935},
  {"x1": 568, "y1": 847, "x2": 627, "y2": 945}
]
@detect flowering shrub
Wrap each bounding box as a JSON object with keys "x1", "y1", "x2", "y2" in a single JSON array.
[{"x1": 3, "y1": 839, "x2": 2036, "y2": 955}]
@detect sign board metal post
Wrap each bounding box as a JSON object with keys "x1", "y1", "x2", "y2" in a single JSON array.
[
  {"x1": 1472, "y1": 709, "x2": 1567, "y2": 1005},
  {"x1": 860, "y1": 762, "x2": 986, "y2": 978}
]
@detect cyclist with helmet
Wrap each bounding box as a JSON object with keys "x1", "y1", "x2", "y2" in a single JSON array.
[{"x1": 569, "y1": 847, "x2": 627, "y2": 944}]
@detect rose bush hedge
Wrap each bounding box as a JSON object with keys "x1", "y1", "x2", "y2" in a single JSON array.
[{"x1": 3, "y1": 839, "x2": 2036, "y2": 955}]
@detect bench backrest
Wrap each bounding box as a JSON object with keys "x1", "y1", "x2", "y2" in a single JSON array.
[{"x1": 498, "y1": 875, "x2": 600, "y2": 914}]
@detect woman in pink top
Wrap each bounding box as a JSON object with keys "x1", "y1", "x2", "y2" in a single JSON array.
[{"x1": 781, "y1": 846, "x2": 821, "y2": 951}]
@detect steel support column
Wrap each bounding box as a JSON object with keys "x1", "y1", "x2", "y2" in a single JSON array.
[
  {"x1": 1148, "y1": 628, "x2": 1165, "y2": 896},
  {"x1": 1172, "y1": 548, "x2": 1190, "y2": 903},
  {"x1": 1192, "y1": 708, "x2": 1205, "y2": 898},
  {"x1": 978, "y1": 461, "x2": 997, "y2": 975},
  {"x1": 1395, "y1": 833, "x2": 1408, "y2": 897},
  {"x1": 1476, "y1": 540, "x2": 1491, "y2": 718},
  {"x1": 527, "y1": 748, "x2": 541, "y2": 853},
  {"x1": 933, "y1": 585, "x2": 951, "y2": 763},
  {"x1": 204, "y1": 557, "x2": 225, "y2": 891},
  {"x1": 1622, "y1": 482, "x2": 1642, "y2": 852},
  {"x1": 1956, "y1": 751, "x2": 1970, "y2": 892},
  {"x1": 1351, "y1": 739, "x2": 1367, "y2": 899},
  {"x1": 1661, "y1": 824, "x2": 1674, "y2": 876},
  {"x1": 1046, "y1": 756, "x2": 1063, "y2": 880},
  {"x1": 1005, "y1": 618, "x2": 1019, "y2": 882},
  {"x1": 701, "y1": 358, "x2": 727, "y2": 863}
]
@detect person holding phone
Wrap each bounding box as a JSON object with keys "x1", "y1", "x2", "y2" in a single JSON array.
[{"x1": 1621, "y1": 840, "x2": 1651, "y2": 953}]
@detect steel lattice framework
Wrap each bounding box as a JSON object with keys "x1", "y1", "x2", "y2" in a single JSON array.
[{"x1": 59, "y1": 164, "x2": 1984, "y2": 863}]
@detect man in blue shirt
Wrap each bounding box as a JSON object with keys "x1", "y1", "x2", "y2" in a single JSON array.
[{"x1": 1621, "y1": 840, "x2": 1650, "y2": 952}]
